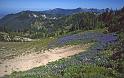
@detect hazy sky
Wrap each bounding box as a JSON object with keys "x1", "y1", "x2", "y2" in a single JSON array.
[{"x1": 0, "y1": 0, "x2": 124, "y2": 14}]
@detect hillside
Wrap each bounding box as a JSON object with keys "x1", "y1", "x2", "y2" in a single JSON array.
[
  {"x1": 42, "y1": 8, "x2": 106, "y2": 15},
  {"x1": 0, "y1": 11, "x2": 60, "y2": 32},
  {"x1": 0, "y1": 8, "x2": 106, "y2": 32},
  {"x1": 0, "y1": 7, "x2": 124, "y2": 78},
  {"x1": 0, "y1": 30, "x2": 120, "y2": 78},
  {"x1": 0, "y1": 44, "x2": 91, "y2": 77},
  {"x1": 0, "y1": 8, "x2": 106, "y2": 40}
]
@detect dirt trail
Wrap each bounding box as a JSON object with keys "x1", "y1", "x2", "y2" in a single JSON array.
[{"x1": 0, "y1": 44, "x2": 90, "y2": 77}]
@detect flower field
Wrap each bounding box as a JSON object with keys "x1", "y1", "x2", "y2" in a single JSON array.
[{"x1": 2, "y1": 31, "x2": 119, "y2": 78}]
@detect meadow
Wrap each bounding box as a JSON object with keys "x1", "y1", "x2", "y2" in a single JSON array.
[
  {"x1": 0, "y1": 38, "x2": 55, "y2": 60},
  {"x1": 2, "y1": 30, "x2": 121, "y2": 78}
]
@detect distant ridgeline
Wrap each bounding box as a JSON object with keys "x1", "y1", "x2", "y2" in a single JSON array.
[{"x1": 0, "y1": 7, "x2": 123, "y2": 39}]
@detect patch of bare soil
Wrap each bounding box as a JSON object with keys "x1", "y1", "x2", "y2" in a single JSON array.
[{"x1": 0, "y1": 44, "x2": 91, "y2": 77}]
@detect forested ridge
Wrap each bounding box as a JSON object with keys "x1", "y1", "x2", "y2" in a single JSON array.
[{"x1": 0, "y1": 8, "x2": 106, "y2": 40}]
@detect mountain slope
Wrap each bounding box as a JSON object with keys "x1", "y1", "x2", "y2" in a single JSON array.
[
  {"x1": 0, "y1": 8, "x2": 107, "y2": 32},
  {"x1": 0, "y1": 11, "x2": 59, "y2": 32},
  {"x1": 42, "y1": 8, "x2": 106, "y2": 15}
]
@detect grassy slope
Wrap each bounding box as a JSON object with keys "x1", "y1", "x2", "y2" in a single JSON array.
[
  {"x1": 2, "y1": 29, "x2": 122, "y2": 78},
  {"x1": 0, "y1": 38, "x2": 55, "y2": 60}
]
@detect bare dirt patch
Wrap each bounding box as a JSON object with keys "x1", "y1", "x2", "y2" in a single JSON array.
[{"x1": 0, "y1": 44, "x2": 91, "y2": 77}]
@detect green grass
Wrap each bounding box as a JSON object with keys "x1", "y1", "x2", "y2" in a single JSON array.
[
  {"x1": 59, "y1": 28, "x2": 106, "y2": 38},
  {"x1": 117, "y1": 32, "x2": 124, "y2": 41},
  {"x1": 62, "y1": 64, "x2": 118, "y2": 78},
  {"x1": 0, "y1": 37, "x2": 55, "y2": 60},
  {"x1": 6, "y1": 64, "x2": 119, "y2": 78}
]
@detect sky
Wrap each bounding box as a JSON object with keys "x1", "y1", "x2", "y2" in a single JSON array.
[{"x1": 0, "y1": 0, "x2": 124, "y2": 14}]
